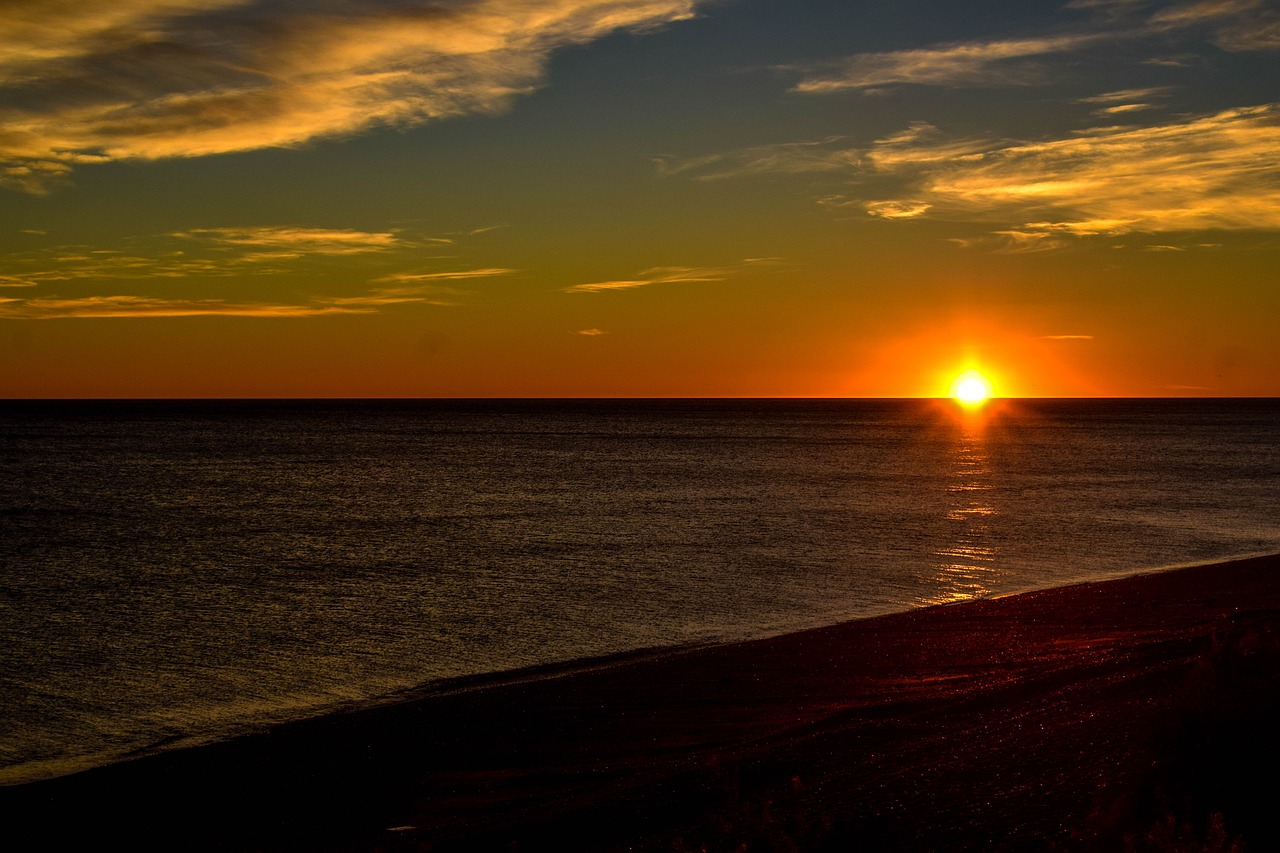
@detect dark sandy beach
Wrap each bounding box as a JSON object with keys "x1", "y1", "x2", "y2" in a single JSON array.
[{"x1": 7, "y1": 554, "x2": 1280, "y2": 851}]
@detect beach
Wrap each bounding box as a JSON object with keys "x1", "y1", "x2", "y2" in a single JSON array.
[{"x1": 6, "y1": 553, "x2": 1280, "y2": 851}]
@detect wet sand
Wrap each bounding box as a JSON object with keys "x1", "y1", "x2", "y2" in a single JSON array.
[{"x1": 6, "y1": 554, "x2": 1280, "y2": 851}]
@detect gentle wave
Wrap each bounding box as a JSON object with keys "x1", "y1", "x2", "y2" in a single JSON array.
[{"x1": 3, "y1": 398, "x2": 1279, "y2": 784}]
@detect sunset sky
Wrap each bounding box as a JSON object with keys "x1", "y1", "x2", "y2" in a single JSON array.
[{"x1": 1, "y1": 0, "x2": 1277, "y2": 398}]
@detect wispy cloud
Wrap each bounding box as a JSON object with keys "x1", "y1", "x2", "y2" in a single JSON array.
[
  {"x1": 174, "y1": 227, "x2": 401, "y2": 255},
  {"x1": 0, "y1": 225, "x2": 417, "y2": 283},
  {"x1": 575, "y1": 328, "x2": 608, "y2": 335},
  {"x1": 0, "y1": 221, "x2": 506, "y2": 315},
  {"x1": 667, "y1": 124, "x2": 990, "y2": 182},
  {"x1": 1077, "y1": 87, "x2": 1173, "y2": 104},
  {"x1": 655, "y1": 137, "x2": 861, "y2": 181},
  {"x1": 1065, "y1": 0, "x2": 1149, "y2": 12},
  {"x1": 0, "y1": 278, "x2": 475, "y2": 318},
  {"x1": 0, "y1": 251, "x2": 238, "y2": 283},
  {"x1": 786, "y1": 0, "x2": 1276, "y2": 101},
  {"x1": 0, "y1": 0, "x2": 702, "y2": 192},
  {"x1": 0, "y1": 295, "x2": 369, "y2": 319},
  {"x1": 1147, "y1": 0, "x2": 1280, "y2": 50},
  {"x1": 371, "y1": 268, "x2": 515, "y2": 284},
  {"x1": 667, "y1": 104, "x2": 1280, "y2": 243},
  {"x1": 1150, "y1": 0, "x2": 1260, "y2": 27},
  {"x1": 564, "y1": 259, "x2": 775, "y2": 293},
  {"x1": 1143, "y1": 54, "x2": 1198, "y2": 66},
  {"x1": 1042, "y1": 334, "x2": 1096, "y2": 340},
  {"x1": 913, "y1": 105, "x2": 1280, "y2": 234},
  {"x1": 1077, "y1": 86, "x2": 1171, "y2": 116},
  {"x1": 318, "y1": 283, "x2": 465, "y2": 309},
  {"x1": 1067, "y1": 0, "x2": 1279, "y2": 50},
  {"x1": 864, "y1": 200, "x2": 933, "y2": 219},
  {"x1": 1209, "y1": 12, "x2": 1280, "y2": 51},
  {"x1": 1094, "y1": 102, "x2": 1156, "y2": 115},
  {"x1": 951, "y1": 230, "x2": 1078, "y2": 254},
  {"x1": 565, "y1": 265, "x2": 728, "y2": 293},
  {"x1": 791, "y1": 34, "x2": 1105, "y2": 94}
]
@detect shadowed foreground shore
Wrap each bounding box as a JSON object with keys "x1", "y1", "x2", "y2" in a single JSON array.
[{"x1": 7, "y1": 555, "x2": 1280, "y2": 851}]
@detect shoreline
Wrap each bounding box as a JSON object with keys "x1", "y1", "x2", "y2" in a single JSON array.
[
  {"x1": 11, "y1": 550, "x2": 1269, "y2": 789},
  {"x1": 7, "y1": 553, "x2": 1280, "y2": 850}
]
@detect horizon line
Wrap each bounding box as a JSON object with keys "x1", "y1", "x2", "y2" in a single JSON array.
[{"x1": 4, "y1": 395, "x2": 1278, "y2": 403}]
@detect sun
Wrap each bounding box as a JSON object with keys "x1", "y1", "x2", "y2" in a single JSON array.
[{"x1": 949, "y1": 370, "x2": 994, "y2": 406}]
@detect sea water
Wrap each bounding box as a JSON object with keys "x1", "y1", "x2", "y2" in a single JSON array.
[{"x1": 2, "y1": 398, "x2": 1279, "y2": 785}]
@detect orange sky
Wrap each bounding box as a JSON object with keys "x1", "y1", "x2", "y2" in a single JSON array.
[{"x1": 1, "y1": 0, "x2": 1278, "y2": 397}]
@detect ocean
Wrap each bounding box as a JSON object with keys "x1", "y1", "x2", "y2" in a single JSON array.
[{"x1": 3, "y1": 398, "x2": 1279, "y2": 786}]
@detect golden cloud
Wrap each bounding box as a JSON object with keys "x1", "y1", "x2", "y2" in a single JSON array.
[
  {"x1": 655, "y1": 137, "x2": 861, "y2": 181},
  {"x1": 0, "y1": 220, "x2": 512, "y2": 321},
  {"x1": 0, "y1": 0, "x2": 701, "y2": 192},
  {"x1": 319, "y1": 291, "x2": 461, "y2": 309},
  {"x1": 0, "y1": 226, "x2": 419, "y2": 284},
  {"x1": 0, "y1": 294, "x2": 369, "y2": 319},
  {"x1": 913, "y1": 105, "x2": 1280, "y2": 233},
  {"x1": 0, "y1": 280, "x2": 473, "y2": 317},
  {"x1": 667, "y1": 104, "x2": 1280, "y2": 241},
  {"x1": 174, "y1": 227, "x2": 402, "y2": 254},
  {"x1": 864, "y1": 200, "x2": 932, "y2": 219},
  {"x1": 1076, "y1": 87, "x2": 1173, "y2": 104},
  {"x1": 792, "y1": 34, "x2": 1104, "y2": 94},
  {"x1": 565, "y1": 262, "x2": 761, "y2": 293},
  {"x1": 371, "y1": 268, "x2": 516, "y2": 283},
  {"x1": 1149, "y1": 0, "x2": 1262, "y2": 27},
  {"x1": 787, "y1": 1, "x2": 1276, "y2": 99}
]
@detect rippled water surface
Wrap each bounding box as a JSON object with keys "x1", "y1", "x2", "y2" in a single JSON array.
[{"x1": 3, "y1": 398, "x2": 1279, "y2": 784}]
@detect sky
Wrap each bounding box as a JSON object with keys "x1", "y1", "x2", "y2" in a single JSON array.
[{"x1": 0, "y1": 0, "x2": 1277, "y2": 398}]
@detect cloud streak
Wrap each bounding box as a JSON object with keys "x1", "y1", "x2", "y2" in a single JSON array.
[
  {"x1": 788, "y1": 0, "x2": 1277, "y2": 98},
  {"x1": 656, "y1": 137, "x2": 861, "y2": 181},
  {"x1": 174, "y1": 227, "x2": 402, "y2": 255},
  {"x1": 371, "y1": 268, "x2": 515, "y2": 283},
  {"x1": 914, "y1": 105, "x2": 1280, "y2": 235},
  {"x1": 0, "y1": 295, "x2": 369, "y2": 319},
  {"x1": 318, "y1": 287, "x2": 463, "y2": 308},
  {"x1": 565, "y1": 265, "x2": 729, "y2": 292},
  {"x1": 666, "y1": 104, "x2": 1280, "y2": 242},
  {"x1": 0, "y1": 0, "x2": 701, "y2": 192},
  {"x1": 0, "y1": 278, "x2": 474, "y2": 318},
  {"x1": 792, "y1": 34, "x2": 1105, "y2": 94},
  {"x1": 0, "y1": 225, "x2": 416, "y2": 283},
  {"x1": 564, "y1": 260, "x2": 776, "y2": 293},
  {"x1": 0, "y1": 221, "x2": 508, "y2": 315},
  {"x1": 0, "y1": 222, "x2": 522, "y2": 288}
]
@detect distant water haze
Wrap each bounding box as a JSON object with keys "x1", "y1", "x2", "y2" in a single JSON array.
[{"x1": 2, "y1": 399, "x2": 1279, "y2": 785}]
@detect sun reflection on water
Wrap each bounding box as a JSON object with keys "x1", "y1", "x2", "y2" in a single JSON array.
[{"x1": 928, "y1": 409, "x2": 1001, "y2": 604}]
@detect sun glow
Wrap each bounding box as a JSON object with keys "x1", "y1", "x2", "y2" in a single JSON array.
[{"x1": 950, "y1": 370, "x2": 994, "y2": 406}]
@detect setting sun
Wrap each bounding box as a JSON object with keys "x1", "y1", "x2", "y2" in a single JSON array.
[{"x1": 950, "y1": 371, "x2": 994, "y2": 405}]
